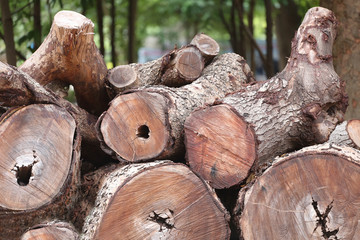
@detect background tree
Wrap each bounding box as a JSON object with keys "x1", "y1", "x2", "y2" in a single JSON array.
[
  {"x1": 128, "y1": 0, "x2": 137, "y2": 63},
  {"x1": 320, "y1": 0, "x2": 360, "y2": 120},
  {"x1": 1, "y1": 0, "x2": 17, "y2": 65}
]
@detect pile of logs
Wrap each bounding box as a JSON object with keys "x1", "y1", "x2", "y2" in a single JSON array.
[{"x1": 0, "y1": 7, "x2": 359, "y2": 240}]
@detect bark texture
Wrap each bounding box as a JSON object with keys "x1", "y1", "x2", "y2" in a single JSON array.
[
  {"x1": 321, "y1": 0, "x2": 360, "y2": 120},
  {"x1": 81, "y1": 161, "x2": 230, "y2": 240},
  {"x1": 235, "y1": 144, "x2": 360, "y2": 239},
  {"x1": 19, "y1": 10, "x2": 109, "y2": 115},
  {"x1": 185, "y1": 7, "x2": 347, "y2": 174},
  {"x1": 0, "y1": 104, "x2": 81, "y2": 239},
  {"x1": 98, "y1": 53, "x2": 255, "y2": 162},
  {"x1": 328, "y1": 120, "x2": 360, "y2": 148}
]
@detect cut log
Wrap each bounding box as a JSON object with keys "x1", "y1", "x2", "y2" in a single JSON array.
[
  {"x1": 97, "y1": 53, "x2": 255, "y2": 162},
  {"x1": 0, "y1": 104, "x2": 80, "y2": 239},
  {"x1": 105, "y1": 58, "x2": 163, "y2": 98},
  {"x1": 184, "y1": 7, "x2": 347, "y2": 187},
  {"x1": 190, "y1": 33, "x2": 220, "y2": 63},
  {"x1": 184, "y1": 104, "x2": 257, "y2": 189},
  {"x1": 81, "y1": 161, "x2": 230, "y2": 240},
  {"x1": 161, "y1": 45, "x2": 205, "y2": 87},
  {"x1": 0, "y1": 61, "x2": 98, "y2": 145},
  {"x1": 234, "y1": 144, "x2": 360, "y2": 239},
  {"x1": 21, "y1": 221, "x2": 79, "y2": 240},
  {"x1": 328, "y1": 120, "x2": 360, "y2": 148},
  {"x1": 19, "y1": 10, "x2": 109, "y2": 115}
]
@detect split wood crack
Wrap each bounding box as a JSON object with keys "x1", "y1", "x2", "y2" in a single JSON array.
[{"x1": 312, "y1": 198, "x2": 339, "y2": 239}]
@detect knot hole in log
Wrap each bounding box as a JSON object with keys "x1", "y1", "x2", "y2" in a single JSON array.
[
  {"x1": 12, "y1": 151, "x2": 40, "y2": 186},
  {"x1": 147, "y1": 209, "x2": 175, "y2": 232},
  {"x1": 137, "y1": 125, "x2": 150, "y2": 139},
  {"x1": 311, "y1": 198, "x2": 339, "y2": 239}
]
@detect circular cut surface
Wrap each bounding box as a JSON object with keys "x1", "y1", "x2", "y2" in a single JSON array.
[
  {"x1": 176, "y1": 48, "x2": 204, "y2": 80},
  {"x1": 100, "y1": 92, "x2": 169, "y2": 162},
  {"x1": 0, "y1": 104, "x2": 75, "y2": 210},
  {"x1": 184, "y1": 104, "x2": 257, "y2": 189},
  {"x1": 109, "y1": 65, "x2": 137, "y2": 88},
  {"x1": 240, "y1": 153, "x2": 360, "y2": 239},
  {"x1": 347, "y1": 119, "x2": 360, "y2": 148},
  {"x1": 96, "y1": 164, "x2": 229, "y2": 239},
  {"x1": 53, "y1": 10, "x2": 92, "y2": 28},
  {"x1": 191, "y1": 33, "x2": 220, "y2": 56}
]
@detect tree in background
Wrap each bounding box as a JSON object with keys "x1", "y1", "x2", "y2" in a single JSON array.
[
  {"x1": 320, "y1": 0, "x2": 360, "y2": 120},
  {"x1": 33, "y1": 0, "x2": 41, "y2": 50},
  {"x1": 1, "y1": 0, "x2": 17, "y2": 65},
  {"x1": 128, "y1": 0, "x2": 137, "y2": 63}
]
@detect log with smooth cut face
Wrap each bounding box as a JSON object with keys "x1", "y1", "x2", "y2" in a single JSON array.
[{"x1": 99, "y1": 92, "x2": 170, "y2": 162}]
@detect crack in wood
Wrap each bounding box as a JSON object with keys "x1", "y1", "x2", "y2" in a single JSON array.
[
  {"x1": 311, "y1": 198, "x2": 339, "y2": 239},
  {"x1": 147, "y1": 209, "x2": 175, "y2": 232}
]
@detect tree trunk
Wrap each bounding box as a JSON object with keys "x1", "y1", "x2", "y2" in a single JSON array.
[
  {"x1": 328, "y1": 120, "x2": 360, "y2": 148},
  {"x1": 320, "y1": 0, "x2": 360, "y2": 120},
  {"x1": 128, "y1": 0, "x2": 137, "y2": 63},
  {"x1": 247, "y1": 0, "x2": 256, "y2": 72},
  {"x1": 33, "y1": 0, "x2": 42, "y2": 50},
  {"x1": 275, "y1": 0, "x2": 301, "y2": 70},
  {"x1": 0, "y1": 0, "x2": 17, "y2": 65},
  {"x1": 96, "y1": 0, "x2": 105, "y2": 56},
  {"x1": 264, "y1": 0, "x2": 273, "y2": 77},
  {"x1": 19, "y1": 10, "x2": 109, "y2": 116},
  {"x1": 234, "y1": 144, "x2": 360, "y2": 239},
  {"x1": 21, "y1": 221, "x2": 79, "y2": 240},
  {"x1": 0, "y1": 104, "x2": 80, "y2": 239},
  {"x1": 97, "y1": 53, "x2": 255, "y2": 163},
  {"x1": 110, "y1": 0, "x2": 117, "y2": 66},
  {"x1": 183, "y1": 7, "x2": 347, "y2": 189},
  {"x1": 81, "y1": 161, "x2": 230, "y2": 239}
]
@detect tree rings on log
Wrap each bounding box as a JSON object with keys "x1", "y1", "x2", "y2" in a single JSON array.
[
  {"x1": 21, "y1": 221, "x2": 79, "y2": 240},
  {"x1": 98, "y1": 91, "x2": 170, "y2": 162},
  {"x1": 184, "y1": 104, "x2": 257, "y2": 189},
  {"x1": 190, "y1": 33, "x2": 220, "y2": 62},
  {"x1": 0, "y1": 104, "x2": 80, "y2": 239},
  {"x1": 235, "y1": 144, "x2": 360, "y2": 239},
  {"x1": 82, "y1": 161, "x2": 230, "y2": 239}
]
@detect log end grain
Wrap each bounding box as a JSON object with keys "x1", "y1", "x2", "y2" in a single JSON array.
[
  {"x1": 98, "y1": 92, "x2": 170, "y2": 162},
  {"x1": 21, "y1": 221, "x2": 79, "y2": 240},
  {"x1": 190, "y1": 33, "x2": 220, "y2": 59},
  {"x1": 184, "y1": 104, "x2": 257, "y2": 189},
  {"x1": 347, "y1": 119, "x2": 360, "y2": 148},
  {"x1": 107, "y1": 65, "x2": 138, "y2": 91}
]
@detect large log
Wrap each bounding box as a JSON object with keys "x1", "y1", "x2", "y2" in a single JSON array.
[
  {"x1": 234, "y1": 144, "x2": 360, "y2": 239},
  {"x1": 21, "y1": 221, "x2": 79, "y2": 240},
  {"x1": 81, "y1": 161, "x2": 230, "y2": 239},
  {"x1": 19, "y1": 10, "x2": 109, "y2": 115},
  {"x1": 183, "y1": 7, "x2": 347, "y2": 189},
  {"x1": 0, "y1": 104, "x2": 80, "y2": 239},
  {"x1": 97, "y1": 53, "x2": 254, "y2": 162}
]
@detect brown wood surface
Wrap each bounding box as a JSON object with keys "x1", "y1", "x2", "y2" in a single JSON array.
[
  {"x1": 98, "y1": 53, "x2": 254, "y2": 162},
  {"x1": 82, "y1": 161, "x2": 230, "y2": 240},
  {"x1": 235, "y1": 144, "x2": 360, "y2": 239},
  {"x1": 190, "y1": 33, "x2": 220, "y2": 62},
  {"x1": 19, "y1": 10, "x2": 109, "y2": 115},
  {"x1": 21, "y1": 221, "x2": 79, "y2": 240},
  {"x1": 184, "y1": 104, "x2": 257, "y2": 189},
  {"x1": 0, "y1": 104, "x2": 80, "y2": 239}
]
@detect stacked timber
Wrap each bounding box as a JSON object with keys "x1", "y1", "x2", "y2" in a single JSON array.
[{"x1": 0, "y1": 7, "x2": 357, "y2": 240}]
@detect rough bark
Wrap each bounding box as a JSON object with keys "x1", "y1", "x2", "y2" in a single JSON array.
[
  {"x1": 81, "y1": 161, "x2": 230, "y2": 240},
  {"x1": 0, "y1": 104, "x2": 81, "y2": 239},
  {"x1": 320, "y1": 0, "x2": 360, "y2": 120},
  {"x1": 234, "y1": 144, "x2": 360, "y2": 239},
  {"x1": 21, "y1": 221, "x2": 79, "y2": 240},
  {"x1": 0, "y1": 0, "x2": 17, "y2": 65},
  {"x1": 105, "y1": 58, "x2": 163, "y2": 98},
  {"x1": 184, "y1": 7, "x2": 347, "y2": 175},
  {"x1": 0, "y1": 61, "x2": 98, "y2": 145},
  {"x1": 19, "y1": 10, "x2": 109, "y2": 115},
  {"x1": 328, "y1": 120, "x2": 360, "y2": 148},
  {"x1": 184, "y1": 104, "x2": 257, "y2": 189},
  {"x1": 161, "y1": 45, "x2": 205, "y2": 87},
  {"x1": 97, "y1": 53, "x2": 255, "y2": 162}
]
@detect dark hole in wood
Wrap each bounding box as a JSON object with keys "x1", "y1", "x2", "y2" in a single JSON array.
[
  {"x1": 137, "y1": 125, "x2": 150, "y2": 139},
  {"x1": 16, "y1": 165, "x2": 33, "y2": 186}
]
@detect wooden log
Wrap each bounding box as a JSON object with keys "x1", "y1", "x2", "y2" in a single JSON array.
[
  {"x1": 161, "y1": 45, "x2": 205, "y2": 87},
  {"x1": 81, "y1": 161, "x2": 230, "y2": 240},
  {"x1": 21, "y1": 221, "x2": 79, "y2": 240},
  {"x1": 183, "y1": 7, "x2": 348, "y2": 189},
  {"x1": 0, "y1": 104, "x2": 80, "y2": 239},
  {"x1": 234, "y1": 144, "x2": 360, "y2": 239},
  {"x1": 97, "y1": 53, "x2": 255, "y2": 162},
  {"x1": 190, "y1": 33, "x2": 220, "y2": 63},
  {"x1": 105, "y1": 58, "x2": 163, "y2": 98},
  {"x1": 328, "y1": 120, "x2": 360, "y2": 148},
  {"x1": 0, "y1": 61, "x2": 98, "y2": 145},
  {"x1": 19, "y1": 10, "x2": 109, "y2": 115}
]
